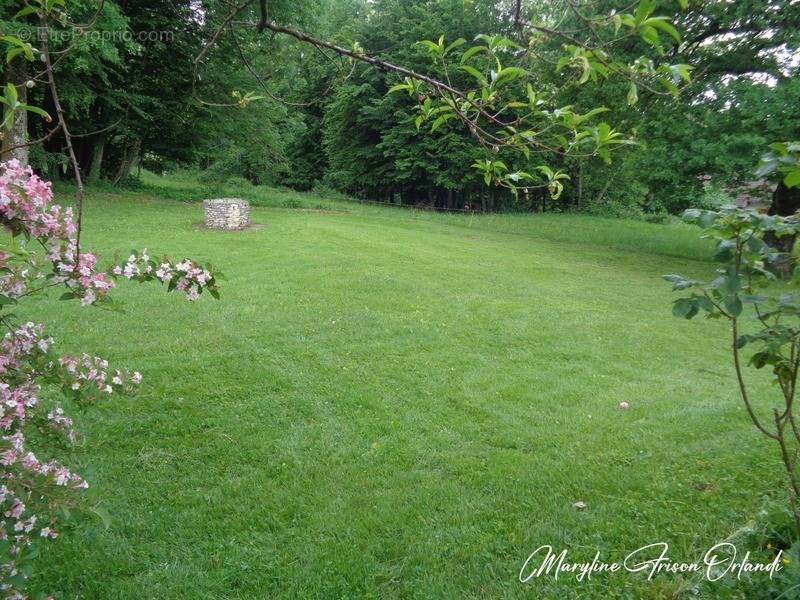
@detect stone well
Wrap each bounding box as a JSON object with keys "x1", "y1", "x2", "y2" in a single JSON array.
[{"x1": 203, "y1": 198, "x2": 251, "y2": 230}]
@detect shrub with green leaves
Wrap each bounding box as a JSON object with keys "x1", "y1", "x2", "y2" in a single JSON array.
[{"x1": 665, "y1": 204, "x2": 800, "y2": 533}]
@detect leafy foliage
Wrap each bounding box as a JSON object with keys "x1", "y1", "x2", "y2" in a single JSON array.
[{"x1": 666, "y1": 203, "x2": 800, "y2": 533}]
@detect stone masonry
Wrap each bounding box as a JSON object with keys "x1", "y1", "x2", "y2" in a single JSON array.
[{"x1": 203, "y1": 198, "x2": 251, "y2": 230}]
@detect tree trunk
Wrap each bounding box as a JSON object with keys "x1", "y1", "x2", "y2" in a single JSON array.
[
  {"x1": 88, "y1": 135, "x2": 106, "y2": 183},
  {"x1": 577, "y1": 162, "x2": 583, "y2": 210},
  {"x1": 113, "y1": 138, "x2": 140, "y2": 184},
  {"x1": 129, "y1": 139, "x2": 141, "y2": 175},
  {"x1": 595, "y1": 174, "x2": 614, "y2": 205},
  {"x1": 1, "y1": 57, "x2": 29, "y2": 165},
  {"x1": 765, "y1": 182, "x2": 800, "y2": 278}
]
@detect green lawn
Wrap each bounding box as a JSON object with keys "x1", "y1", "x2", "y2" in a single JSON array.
[{"x1": 26, "y1": 183, "x2": 788, "y2": 598}]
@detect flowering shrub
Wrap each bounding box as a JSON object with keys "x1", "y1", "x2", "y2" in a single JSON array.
[
  {"x1": 0, "y1": 159, "x2": 219, "y2": 597},
  {"x1": 111, "y1": 251, "x2": 219, "y2": 302}
]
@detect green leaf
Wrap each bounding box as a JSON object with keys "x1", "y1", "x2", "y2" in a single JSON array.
[
  {"x1": 0, "y1": 35, "x2": 34, "y2": 62},
  {"x1": 388, "y1": 82, "x2": 413, "y2": 95},
  {"x1": 4, "y1": 82, "x2": 18, "y2": 106},
  {"x1": 751, "y1": 350, "x2": 770, "y2": 369},
  {"x1": 19, "y1": 104, "x2": 51, "y2": 121},
  {"x1": 430, "y1": 113, "x2": 455, "y2": 132},
  {"x1": 785, "y1": 170, "x2": 800, "y2": 188},
  {"x1": 658, "y1": 76, "x2": 680, "y2": 97},
  {"x1": 494, "y1": 66, "x2": 528, "y2": 84},
  {"x1": 484, "y1": 35, "x2": 522, "y2": 51},
  {"x1": 460, "y1": 46, "x2": 487, "y2": 64},
  {"x1": 643, "y1": 17, "x2": 682, "y2": 43},
  {"x1": 0, "y1": 294, "x2": 16, "y2": 307},
  {"x1": 740, "y1": 294, "x2": 768, "y2": 304},
  {"x1": 415, "y1": 40, "x2": 442, "y2": 54},
  {"x1": 672, "y1": 297, "x2": 698, "y2": 319},
  {"x1": 634, "y1": 0, "x2": 657, "y2": 23},
  {"x1": 573, "y1": 107, "x2": 610, "y2": 126},
  {"x1": 459, "y1": 65, "x2": 488, "y2": 87},
  {"x1": 671, "y1": 64, "x2": 694, "y2": 83},
  {"x1": 696, "y1": 296, "x2": 715, "y2": 313},
  {"x1": 662, "y1": 274, "x2": 693, "y2": 290},
  {"x1": 14, "y1": 5, "x2": 38, "y2": 18},
  {"x1": 712, "y1": 240, "x2": 736, "y2": 262},
  {"x1": 627, "y1": 83, "x2": 638, "y2": 106},
  {"x1": 576, "y1": 56, "x2": 592, "y2": 83},
  {"x1": 444, "y1": 38, "x2": 466, "y2": 56},
  {"x1": 724, "y1": 294, "x2": 743, "y2": 317},
  {"x1": 640, "y1": 26, "x2": 662, "y2": 49},
  {"x1": 6, "y1": 46, "x2": 24, "y2": 63}
]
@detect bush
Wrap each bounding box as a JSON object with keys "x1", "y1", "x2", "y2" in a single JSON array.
[
  {"x1": 311, "y1": 181, "x2": 353, "y2": 202},
  {"x1": 582, "y1": 199, "x2": 644, "y2": 220},
  {"x1": 643, "y1": 211, "x2": 670, "y2": 224},
  {"x1": 220, "y1": 176, "x2": 254, "y2": 193},
  {"x1": 691, "y1": 183, "x2": 736, "y2": 210}
]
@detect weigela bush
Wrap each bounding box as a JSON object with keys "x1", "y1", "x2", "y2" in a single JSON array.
[{"x1": 0, "y1": 160, "x2": 220, "y2": 598}]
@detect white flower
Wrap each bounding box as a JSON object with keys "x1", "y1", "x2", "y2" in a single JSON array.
[{"x1": 80, "y1": 290, "x2": 95, "y2": 307}]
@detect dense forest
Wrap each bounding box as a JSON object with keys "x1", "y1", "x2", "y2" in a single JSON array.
[{"x1": 2, "y1": 0, "x2": 798, "y2": 216}]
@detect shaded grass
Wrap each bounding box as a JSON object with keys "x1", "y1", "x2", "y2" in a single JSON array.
[{"x1": 26, "y1": 183, "x2": 786, "y2": 598}]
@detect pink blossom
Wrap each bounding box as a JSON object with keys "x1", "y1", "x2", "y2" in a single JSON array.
[
  {"x1": 54, "y1": 467, "x2": 70, "y2": 486},
  {"x1": 0, "y1": 160, "x2": 219, "y2": 597},
  {"x1": 5, "y1": 499, "x2": 24, "y2": 519}
]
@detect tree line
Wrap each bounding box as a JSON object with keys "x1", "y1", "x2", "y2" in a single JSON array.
[{"x1": 1, "y1": 0, "x2": 798, "y2": 215}]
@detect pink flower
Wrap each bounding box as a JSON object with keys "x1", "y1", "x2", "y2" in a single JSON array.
[
  {"x1": 54, "y1": 467, "x2": 70, "y2": 486},
  {"x1": 5, "y1": 498, "x2": 24, "y2": 519},
  {"x1": 1, "y1": 449, "x2": 17, "y2": 466}
]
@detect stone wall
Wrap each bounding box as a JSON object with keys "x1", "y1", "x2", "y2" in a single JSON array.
[{"x1": 204, "y1": 198, "x2": 251, "y2": 230}]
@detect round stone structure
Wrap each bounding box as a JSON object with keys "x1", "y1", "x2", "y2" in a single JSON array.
[{"x1": 203, "y1": 198, "x2": 251, "y2": 230}]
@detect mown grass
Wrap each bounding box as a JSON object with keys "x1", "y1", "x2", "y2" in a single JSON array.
[{"x1": 26, "y1": 179, "x2": 791, "y2": 598}]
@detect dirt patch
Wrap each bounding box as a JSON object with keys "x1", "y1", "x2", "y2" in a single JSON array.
[{"x1": 192, "y1": 222, "x2": 266, "y2": 232}]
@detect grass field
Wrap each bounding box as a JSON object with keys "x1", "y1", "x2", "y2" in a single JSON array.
[{"x1": 25, "y1": 180, "x2": 792, "y2": 598}]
